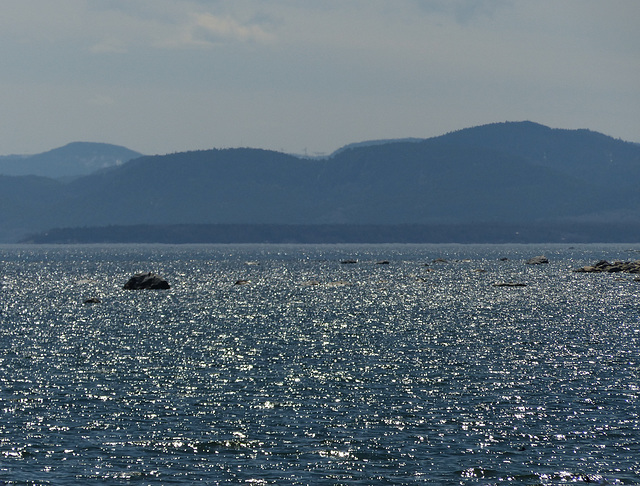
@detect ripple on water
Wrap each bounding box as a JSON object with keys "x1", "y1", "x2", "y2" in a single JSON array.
[{"x1": 0, "y1": 244, "x2": 638, "y2": 484}]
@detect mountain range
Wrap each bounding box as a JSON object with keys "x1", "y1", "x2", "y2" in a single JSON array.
[
  {"x1": 2, "y1": 121, "x2": 640, "y2": 243},
  {"x1": 0, "y1": 142, "x2": 142, "y2": 179}
]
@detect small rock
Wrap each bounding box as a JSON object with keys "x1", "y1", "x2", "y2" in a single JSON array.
[
  {"x1": 123, "y1": 272, "x2": 170, "y2": 290},
  {"x1": 492, "y1": 282, "x2": 527, "y2": 287},
  {"x1": 573, "y1": 260, "x2": 640, "y2": 273},
  {"x1": 83, "y1": 297, "x2": 101, "y2": 304},
  {"x1": 234, "y1": 279, "x2": 250, "y2": 286},
  {"x1": 376, "y1": 260, "x2": 390, "y2": 265},
  {"x1": 526, "y1": 256, "x2": 549, "y2": 265},
  {"x1": 340, "y1": 259, "x2": 357, "y2": 264}
]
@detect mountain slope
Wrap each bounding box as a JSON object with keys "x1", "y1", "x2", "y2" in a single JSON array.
[
  {"x1": 0, "y1": 142, "x2": 142, "y2": 178},
  {"x1": 56, "y1": 148, "x2": 318, "y2": 226},
  {"x1": 430, "y1": 121, "x2": 640, "y2": 186},
  {"x1": 50, "y1": 136, "x2": 633, "y2": 227}
]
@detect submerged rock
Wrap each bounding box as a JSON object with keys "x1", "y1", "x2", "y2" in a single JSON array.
[
  {"x1": 123, "y1": 272, "x2": 170, "y2": 290},
  {"x1": 83, "y1": 297, "x2": 101, "y2": 304},
  {"x1": 526, "y1": 256, "x2": 549, "y2": 265},
  {"x1": 573, "y1": 260, "x2": 640, "y2": 273}
]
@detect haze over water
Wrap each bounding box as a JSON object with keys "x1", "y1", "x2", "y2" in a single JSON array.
[{"x1": 1, "y1": 244, "x2": 638, "y2": 484}]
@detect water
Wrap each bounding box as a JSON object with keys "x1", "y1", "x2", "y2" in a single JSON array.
[{"x1": 0, "y1": 244, "x2": 639, "y2": 485}]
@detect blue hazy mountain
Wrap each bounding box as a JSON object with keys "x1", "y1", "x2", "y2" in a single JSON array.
[
  {"x1": 3, "y1": 122, "x2": 640, "y2": 242},
  {"x1": 0, "y1": 142, "x2": 142, "y2": 179}
]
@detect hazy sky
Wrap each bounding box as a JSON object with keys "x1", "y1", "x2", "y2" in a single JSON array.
[{"x1": 1, "y1": 0, "x2": 638, "y2": 156}]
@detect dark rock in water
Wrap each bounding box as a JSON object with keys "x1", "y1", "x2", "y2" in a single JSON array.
[
  {"x1": 84, "y1": 297, "x2": 101, "y2": 304},
  {"x1": 492, "y1": 282, "x2": 527, "y2": 287},
  {"x1": 526, "y1": 256, "x2": 549, "y2": 265},
  {"x1": 499, "y1": 257, "x2": 509, "y2": 261},
  {"x1": 123, "y1": 272, "x2": 170, "y2": 290},
  {"x1": 573, "y1": 260, "x2": 640, "y2": 273},
  {"x1": 341, "y1": 259, "x2": 357, "y2": 264},
  {"x1": 234, "y1": 279, "x2": 250, "y2": 285},
  {"x1": 376, "y1": 260, "x2": 390, "y2": 265}
]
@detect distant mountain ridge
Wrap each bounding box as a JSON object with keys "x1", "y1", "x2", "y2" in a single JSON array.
[
  {"x1": 329, "y1": 137, "x2": 425, "y2": 157},
  {"x1": 0, "y1": 142, "x2": 143, "y2": 179},
  {"x1": 3, "y1": 121, "x2": 640, "y2": 243},
  {"x1": 429, "y1": 121, "x2": 640, "y2": 185}
]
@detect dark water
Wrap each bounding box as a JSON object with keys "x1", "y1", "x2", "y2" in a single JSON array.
[{"x1": 0, "y1": 244, "x2": 639, "y2": 485}]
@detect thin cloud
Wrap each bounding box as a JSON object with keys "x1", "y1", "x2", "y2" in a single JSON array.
[
  {"x1": 157, "y1": 12, "x2": 274, "y2": 49},
  {"x1": 89, "y1": 39, "x2": 129, "y2": 54},
  {"x1": 193, "y1": 13, "x2": 273, "y2": 44},
  {"x1": 84, "y1": 2, "x2": 274, "y2": 52},
  {"x1": 411, "y1": 0, "x2": 509, "y2": 23}
]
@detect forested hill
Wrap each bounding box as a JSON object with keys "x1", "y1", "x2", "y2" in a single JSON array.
[
  {"x1": 429, "y1": 121, "x2": 640, "y2": 184},
  {"x1": 4, "y1": 121, "x2": 640, "y2": 243},
  {"x1": 0, "y1": 142, "x2": 142, "y2": 179}
]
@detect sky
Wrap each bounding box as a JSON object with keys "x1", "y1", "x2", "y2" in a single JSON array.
[{"x1": 1, "y1": 0, "x2": 638, "y2": 156}]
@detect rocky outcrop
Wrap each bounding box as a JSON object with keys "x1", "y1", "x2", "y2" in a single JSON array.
[
  {"x1": 526, "y1": 256, "x2": 549, "y2": 265},
  {"x1": 573, "y1": 260, "x2": 640, "y2": 273},
  {"x1": 123, "y1": 272, "x2": 170, "y2": 289}
]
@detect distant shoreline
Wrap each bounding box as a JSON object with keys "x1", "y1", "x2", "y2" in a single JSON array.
[{"x1": 20, "y1": 223, "x2": 640, "y2": 244}]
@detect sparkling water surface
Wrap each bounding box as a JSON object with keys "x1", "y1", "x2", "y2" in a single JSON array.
[{"x1": 0, "y1": 244, "x2": 639, "y2": 485}]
